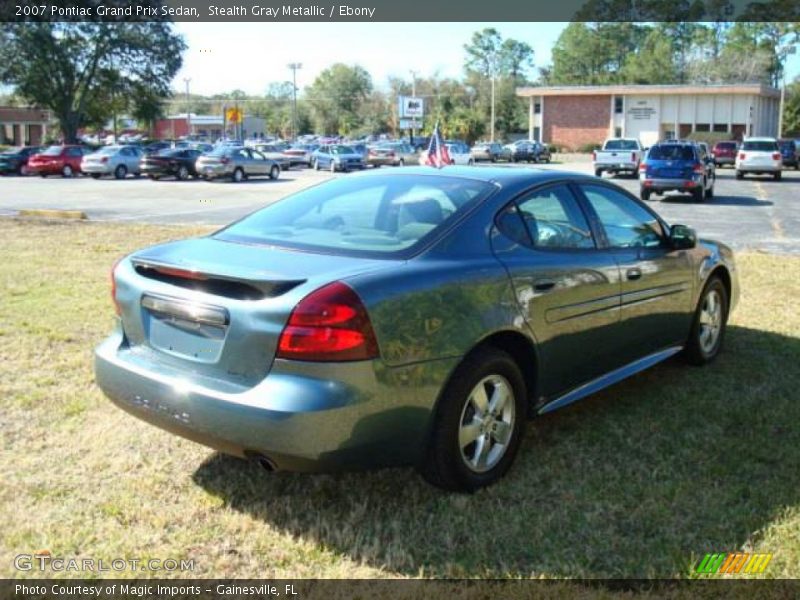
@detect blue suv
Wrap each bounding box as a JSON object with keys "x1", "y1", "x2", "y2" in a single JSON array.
[{"x1": 639, "y1": 141, "x2": 715, "y2": 202}]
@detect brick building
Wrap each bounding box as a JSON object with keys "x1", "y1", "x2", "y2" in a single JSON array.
[
  {"x1": 0, "y1": 107, "x2": 51, "y2": 145},
  {"x1": 153, "y1": 114, "x2": 266, "y2": 140},
  {"x1": 515, "y1": 84, "x2": 781, "y2": 150}
]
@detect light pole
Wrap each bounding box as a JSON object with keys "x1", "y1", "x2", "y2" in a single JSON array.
[
  {"x1": 183, "y1": 78, "x2": 192, "y2": 138},
  {"x1": 287, "y1": 62, "x2": 302, "y2": 141},
  {"x1": 409, "y1": 69, "x2": 418, "y2": 144},
  {"x1": 489, "y1": 57, "x2": 498, "y2": 143},
  {"x1": 778, "y1": 46, "x2": 796, "y2": 138}
]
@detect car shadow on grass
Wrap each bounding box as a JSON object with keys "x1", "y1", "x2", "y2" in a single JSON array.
[{"x1": 192, "y1": 325, "x2": 800, "y2": 578}]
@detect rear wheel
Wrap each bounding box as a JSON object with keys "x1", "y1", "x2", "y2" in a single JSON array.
[
  {"x1": 329, "y1": 161, "x2": 336, "y2": 173},
  {"x1": 269, "y1": 164, "x2": 280, "y2": 180},
  {"x1": 419, "y1": 348, "x2": 526, "y2": 492},
  {"x1": 705, "y1": 180, "x2": 714, "y2": 199},
  {"x1": 62, "y1": 165, "x2": 73, "y2": 178},
  {"x1": 399, "y1": 158, "x2": 405, "y2": 167},
  {"x1": 640, "y1": 189, "x2": 651, "y2": 201},
  {"x1": 692, "y1": 186, "x2": 704, "y2": 202},
  {"x1": 90, "y1": 173, "x2": 102, "y2": 179},
  {"x1": 18, "y1": 164, "x2": 29, "y2": 176},
  {"x1": 232, "y1": 167, "x2": 244, "y2": 183},
  {"x1": 774, "y1": 171, "x2": 782, "y2": 181},
  {"x1": 684, "y1": 277, "x2": 728, "y2": 366},
  {"x1": 594, "y1": 168, "x2": 603, "y2": 177},
  {"x1": 177, "y1": 165, "x2": 189, "y2": 181},
  {"x1": 313, "y1": 159, "x2": 319, "y2": 171},
  {"x1": 735, "y1": 170, "x2": 744, "y2": 180},
  {"x1": 114, "y1": 165, "x2": 127, "y2": 179}
]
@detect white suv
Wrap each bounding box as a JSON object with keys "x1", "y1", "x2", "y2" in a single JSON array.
[{"x1": 735, "y1": 137, "x2": 782, "y2": 180}]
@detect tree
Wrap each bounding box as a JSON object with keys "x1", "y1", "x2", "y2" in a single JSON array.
[
  {"x1": 620, "y1": 28, "x2": 679, "y2": 84},
  {"x1": 782, "y1": 77, "x2": 800, "y2": 136},
  {"x1": 0, "y1": 22, "x2": 185, "y2": 142},
  {"x1": 305, "y1": 64, "x2": 372, "y2": 135}
]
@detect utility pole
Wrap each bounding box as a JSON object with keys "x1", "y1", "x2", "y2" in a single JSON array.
[
  {"x1": 778, "y1": 46, "x2": 796, "y2": 138},
  {"x1": 489, "y1": 56, "x2": 497, "y2": 143},
  {"x1": 409, "y1": 69, "x2": 418, "y2": 145},
  {"x1": 490, "y1": 75, "x2": 496, "y2": 142},
  {"x1": 183, "y1": 78, "x2": 192, "y2": 138},
  {"x1": 287, "y1": 62, "x2": 302, "y2": 141}
]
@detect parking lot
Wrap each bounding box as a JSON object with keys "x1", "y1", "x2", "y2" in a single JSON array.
[{"x1": 1, "y1": 160, "x2": 799, "y2": 254}]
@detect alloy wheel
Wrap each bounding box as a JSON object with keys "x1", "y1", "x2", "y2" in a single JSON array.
[
  {"x1": 698, "y1": 289, "x2": 723, "y2": 354},
  {"x1": 458, "y1": 375, "x2": 515, "y2": 473}
]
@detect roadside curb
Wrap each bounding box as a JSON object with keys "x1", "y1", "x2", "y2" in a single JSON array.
[{"x1": 17, "y1": 209, "x2": 88, "y2": 220}]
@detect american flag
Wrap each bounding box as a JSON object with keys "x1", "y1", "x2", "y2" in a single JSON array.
[{"x1": 424, "y1": 122, "x2": 451, "y2": 168}]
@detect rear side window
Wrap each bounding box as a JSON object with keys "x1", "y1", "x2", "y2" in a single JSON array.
[
  {"x1": 498, "y1": 185, "x2": 595, "y2": 250},
  {"x1": 742, "y1": 141, "x2": 778, "y2": 151},
  {"x1": 647, "y1": 145, "x2": 696, "y2": 161}
]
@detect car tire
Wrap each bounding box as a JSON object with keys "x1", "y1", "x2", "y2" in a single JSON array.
[
  {"x1": 399, "y1": 159, "x2": 405, "y2": 167},
  {"x1": 735, "y1": 170, "x2": 744, "y2": 180},
  {"x1": 232, "y1": 168, "x2": 244, "y2": 183},
  {"x1": 705, "y1": 182, "x2": 714, "y2": 199},
  {"x1": 90, "y1": 173, "x2": 102, "y2": 179},
  {"x1": 692, "y1": 186, "x2": 704, "y2": 202},
  {"x1": 774, "y1": 171, "x2": 782, "y2": 181},
  {"x1": 684, "y1": 276, "x2": 728, "y2": 366},
  {"x1": 114, "y1": 165, "x2": 127, "y2": 180},
  {"x1": 18, "y1": 164, "x2": 29, "y2": 176},
  {"x1": 419, "y1": 347, "x2": 527, "y2": 492},
  {"x1": 148, "y1": 174, "x2": 160, "y2": 180},
  {"x1": 594, "y1": 168, "x2": 603, "y2": 178},
  {"x1": 466, "y1": 159, "x2": 473, "y2": 166},
  {"x1": 640, "y1": 189, "x2": 651, "y2": 201},
  {"x1": 330, "y1": 161, "x2": 336, "y2": 173},
  {"x1": 313, "y1": 160, "x2": 319, "y2": 171},
  {"x1": 177, "y1": 165, "x2": 189, "y2": 181},
  {"x1": 62, "y1": 165, "x2": 73, "y2": 178},
  {"x1": 269, "y1": 165, "x2": 280, "y2": 180}
]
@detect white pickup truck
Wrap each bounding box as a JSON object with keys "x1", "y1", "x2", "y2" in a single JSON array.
[{"x1": 593, "y1": 138, "x2": 644, "y2": 177}]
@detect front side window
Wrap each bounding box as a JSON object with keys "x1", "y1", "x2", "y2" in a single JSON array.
[
  {"x1": 580, "y1": 184, "x2": 664, "y2": 249},
  {"x1": 216, "y1": 175, "x2": 495, "y2": 257}
]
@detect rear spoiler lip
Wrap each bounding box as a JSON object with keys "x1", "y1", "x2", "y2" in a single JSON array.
[{"x1": 130, "y1": 257, "x2": 306, "y2": 298}]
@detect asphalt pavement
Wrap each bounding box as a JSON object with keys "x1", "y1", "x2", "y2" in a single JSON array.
[{"x1": 1, "y1": 160, "x2": 798, "y2": 254}]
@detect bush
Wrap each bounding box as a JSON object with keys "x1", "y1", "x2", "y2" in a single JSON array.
[
  {"x1": 577, "y1": 142, "x2": 603, "y2": 153},
  {"x1": 548, "y1": 144, "x2": 562, "y2": 153},
  {"x1": 686, "y1": 132, "x2": 735, "y2": 144}
]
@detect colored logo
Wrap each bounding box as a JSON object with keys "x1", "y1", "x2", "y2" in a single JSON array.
[
  {"x1": 695, "y1": 552, "x2": 772, "y2": 575},
  {"x1": 225, "y1": 108, "x2": 242, "y2": 124}
]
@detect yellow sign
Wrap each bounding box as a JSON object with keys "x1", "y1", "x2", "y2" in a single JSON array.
[{"x1": 225, "y1": 108, "x2": 242, "y2": 124}]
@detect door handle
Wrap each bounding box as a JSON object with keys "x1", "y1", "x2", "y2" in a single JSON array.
[
  {"x1": 534, "y1": 279, "x2": 556, "y2": 292},
  {"x1": 626, "y1": 268, "x2": 642, "y2": 281}
]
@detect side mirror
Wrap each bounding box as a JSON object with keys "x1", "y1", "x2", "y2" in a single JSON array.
[{"x1": 669, "y1": 224, "x2": 697, "y2": 250}]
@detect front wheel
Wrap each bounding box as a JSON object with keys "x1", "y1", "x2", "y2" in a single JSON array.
[
  {"x1": 114, "y1": 165, "x2": 127, "y2": 179},
  {"x1": 399, "y1": 159, "x2": 405, "y2": 167},
  {"x1": 269, "y1": 164, "x2": 280, "y2": 180},
  {"x1": 774, "y1": 171, "x2": 782, "y2": 181},
  {"x1": 705, "y1": 180, "x2": 714, "y2": 199},
  {"x1": 594, "y1": 168, "x2": 602, "y2": 177},
  {"x1": 177, "y1": 165, "x2": 189, "y2": 181},
  {"x1": 232, "y1": 167, "x2": 244, "y2": 183},
  {"x1": 313, "y1": 159, "x2": 319, "y2": 171},
  {"x1": 62, "y1": 165, "x2": 73, "y2": 178},
  {"x1": 419, "y1": 348, "x2": 526, "y2": 492},
  {"x1": 330, "y1": 161, "x2": 336, "y2": 173},
  {"x1": 684, "y1": 277, "x2": 728, "y2": 366}
]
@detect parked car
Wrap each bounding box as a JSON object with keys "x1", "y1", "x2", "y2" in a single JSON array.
[
  {"x1": 445, "y1": 142, "x2": 474, "y2": 165},
  {"x1": 712, "y1": 141, "x2": 738, "y2": 168},
  {"x1": 82, "y1": 145, "x2": 144, "y2": 179},
  {"x1": 471, "y1": 142, "x2": 512, "y2": 163},
  {"x1": 141, "y1": 148, "x2": 204, "y2": 180},
  {"x1": 312, "y1": 144, "x2": 366, "y2": 172},
  {"x1": 27, "y1": 145, "x2": 87, "y2": 177},
  {"x1": 0, "y1": 145, "x2": 42, "y2": 175},
  {"x1": 196, "y1": 147, "x2": 281, "y2": 182},
  {"x1": 511, "y1": 141, "x2": 551, "y2": 163},
  {"x1": 143, "y1": 141, "x2": 173, "y2": 155},
  {"x1": 283, "y1": 144, "x2": 318, "y2": 167},
  {"x1": 370, "y1": 142, "x2": 418, "y2": 167},
  {"x1": 96, "y1": 167, "x2": 738, "y2": 491},
  {"x1": 778, "y1": 139, "x2": 799, "y2": 169},
  {"x1": 735, "y1": 137, "x2": 782, "y2": 180},
  {"x1": 253, "y1": 144, "x2": 292, "y2": 170},
  {"x1": 593, "y1": 138, "x2": 644, "y2": 177},
  {"x1": 639, "y1": 140, "x2": 715, "y2": 201}
]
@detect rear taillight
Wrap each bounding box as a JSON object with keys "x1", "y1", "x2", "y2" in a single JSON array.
[
  {"x1": 739, "y1": 152, "x2": 746, "y2": 160},
  {"x1": 772, "y1": 152, "x2": 781, "y2": 160},
  {"x1": 693, "y1": 163, "x2": 704, "y2": 174},
  {"x1": 277, "y1": 281, "x2": 379, "y2": 362},
  {"x1": 639, "y1": 162, "x2": 647, "y2": 171},
  {"x1": 111, "y1": 257, "x2": 123, "y2": 315}
]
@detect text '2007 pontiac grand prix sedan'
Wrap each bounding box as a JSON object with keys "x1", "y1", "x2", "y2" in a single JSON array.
[{"x1": 95, "y1": 167, "x2": 738, "y2": 491}]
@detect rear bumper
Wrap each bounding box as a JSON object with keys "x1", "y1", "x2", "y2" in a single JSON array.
[
  {"x1": 714, "y1": 156, "x2": 735, "y2": 165},
  {"x1": 81, "y1": 164, "x2": 114, "y2": 174},
  {"x1": 595, "y1": 162, "x2": 638, "y2": 171},
  {"x1": 640, "y1": 176, "x2": 702, "y2": 192},
  {"x1": 95, "y1": 330, "x2": 453, "y2": 472},
  {"x1": 736, "y1": 162, "x2": 781, "y2": 172}
]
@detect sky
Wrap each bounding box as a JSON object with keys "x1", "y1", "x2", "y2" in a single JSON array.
[{"x1": 170, "y1": 22, "x2": 568, "y2": 96}]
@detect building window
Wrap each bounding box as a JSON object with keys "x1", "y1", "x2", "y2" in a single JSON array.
[
  {"x1": 614, "y1": 127, "x2": 622, "y2": 137},
  {"x1": 663, "y1": 130, "x2": 675, "y2": 140},
  {"x1": 614, "y1": 97, "x2": 623, "y2": 114},
  {"x1": 534, "y1": 102, "x2": 541, "y2": 114},
  {"x1": 695, "y1": 123, "x2": 710, "y2": 132},
  {"x1": 713, "y1": 123, "x2": 728, "y2": 133}
]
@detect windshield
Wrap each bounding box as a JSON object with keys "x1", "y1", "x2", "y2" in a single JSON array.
[
  {"x1": 605, "y1": 140, "x2": 639, "y2": 150},
  {"x1": 647, "y1": 145, "x2": 696, "y2": 160},
  {"x1": 779, "y1": 141, "x2": 795, "y2": 150},
  {"x1": 215, "y1": 175, "x2": 495, "y2": 258},
  {"x1": 742, "y1": 141, "x2": 778, "y2": 151},
  {"x1": 42, "y1": 146, "x2": 63, "y2": 156}
]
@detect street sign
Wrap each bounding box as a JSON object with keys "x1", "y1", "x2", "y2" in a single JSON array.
[
  {"x1": 398, "y1": 96, "x2": 424, "y2": 118},
  {"x1": 399, "y1": 118, "x2": 420, "y2": 129},
  {"x1": 226, "y1": 107, "x2": 242, "y2": 124}
]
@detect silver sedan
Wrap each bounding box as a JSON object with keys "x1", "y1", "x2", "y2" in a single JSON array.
[
  {"x1": 81, "y1": 145, "x2": 144, "y2": 179},
  {"x1": 196, "y1": 147, "x2": 282, "y2": 182}
]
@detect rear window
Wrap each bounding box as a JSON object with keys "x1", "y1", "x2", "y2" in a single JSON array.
[
  {"x1": 215, "y1": 175, "x2": 496, "y2": 258},
  {"x1": 604, "y1": 140, "x2": 639, "y2": 150},
  {"x1": 742, "y1": 141, "x2": 778, "y2": 151},
  {"x1": 42, "y1": 146, "x2": 63, "y2": 156},
  {"x1": 715, "y1": 142, "x2": 737, "y2": 149},
  {"x1": 779, "y1": 141, "x2": 796, "y2": 150},
  {"x1": 647, "y1": 145, "x2": 696, "y2": 161}
]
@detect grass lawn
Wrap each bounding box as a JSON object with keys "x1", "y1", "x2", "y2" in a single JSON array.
[{"x1": 1, "y1": 217, "x2": 799, "y2": 579}]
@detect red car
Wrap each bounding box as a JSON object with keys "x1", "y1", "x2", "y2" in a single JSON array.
[
  {"x1": 28, "y1": 145, "x2": 87, "y2": 177},
  {"x1": 712, "y1": 141, "x2": 738, "y2": 168}
]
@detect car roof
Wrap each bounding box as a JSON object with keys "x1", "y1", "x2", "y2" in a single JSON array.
[
  {"x1": 743, "y1": 137, "x2": 777, "y2": 142},
  {"x1": 345, "y1": 165, "x2": 595, "y2": 187}
]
